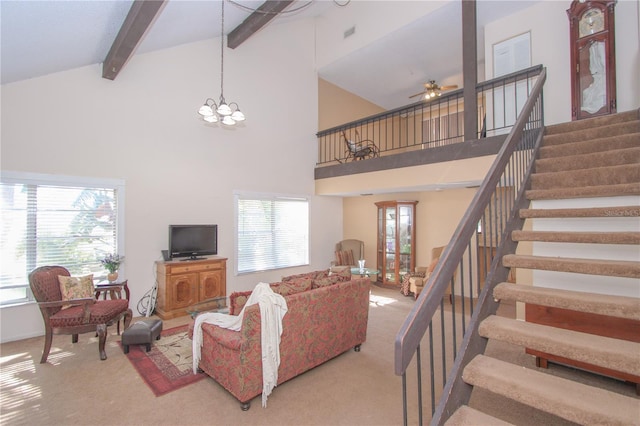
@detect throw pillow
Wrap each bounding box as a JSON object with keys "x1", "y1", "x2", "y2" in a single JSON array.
[
  {"x1": 271, "y1": 277, "x2": 312, "y2": 296},
  {"x1": 58, "y1": 274, "x2": 95, "y2": 309},
  {"x1": 229, "y1": 290, "x2": 252, "y2": 316},
  {"x1": 334, "y1": 249, "x2": 354, "y2": 266},
  {"x1": 328, "y1": 266, "x2": 351, "y2": 281}
]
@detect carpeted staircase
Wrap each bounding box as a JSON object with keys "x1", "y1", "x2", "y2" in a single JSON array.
[{"x1": 447, "y1": 110, "x2": 640, "y2": 425}]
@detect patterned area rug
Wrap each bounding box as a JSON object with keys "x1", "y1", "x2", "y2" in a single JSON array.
[{"x1": 122, "y1": 324, "x2": 206, "y2": 396}]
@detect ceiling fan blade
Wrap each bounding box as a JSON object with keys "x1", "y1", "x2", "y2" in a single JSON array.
[
  {"x1": 409, "y1": 91, "x2": 427, "y2": 99},
  {"x1": 440, "y1": 85, "x2": 458, "y2": 91}
]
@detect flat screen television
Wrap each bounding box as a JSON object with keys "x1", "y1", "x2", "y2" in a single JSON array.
[{"x1": 169, "y1": 224, "x2": 217, "y2": 260}]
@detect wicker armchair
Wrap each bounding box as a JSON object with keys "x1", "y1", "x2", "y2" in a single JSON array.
[{"x1": 28, "y1": 266, "x2": 132, "y2": 363}]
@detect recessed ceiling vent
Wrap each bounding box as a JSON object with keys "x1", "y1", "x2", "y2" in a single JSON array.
[{"x1": 344, "y1": 26, "x2": 356, "y2": 39}]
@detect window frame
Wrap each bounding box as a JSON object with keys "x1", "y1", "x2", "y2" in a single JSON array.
[
  {"x1": 0, "y1": 171, "x2": 126, "y2": 306},
  {"x1": 234, "y1": 191, "x2": 310, "y2": 276}
]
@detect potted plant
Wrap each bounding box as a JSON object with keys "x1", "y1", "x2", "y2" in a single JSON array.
[{"x1": 101, "y1": 253, "x2": 124, "y2": 282}]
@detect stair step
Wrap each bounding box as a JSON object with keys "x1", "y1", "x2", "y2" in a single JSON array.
[
  {"x1": 544, "y1": 109, "x2": 639, "y2": 136},
  {"x1": 512, "y1": 230, "x2": 640, "y2": 244},
  {"x1": 462, "y1": 355, "x2": 639, "y2": 425},
  {"x1": 542, "y1": 121, "x2": 640, "y2": 146},
  {"x1": 531, "y1": 163, "x2": 640, "y2": 190},
  {"x1": 479, "y1": 315, "x2": 640, "y2": 377},
  {"x1": 493, "y1": 282, "x2": 640, "y2": 320},
  {"x1": 519, "y1": 205, "x2": 640, "y2": 219},
  {"x1": 538, "y1": 133, "x2": 639, "y2": 159},
  {"x1": 502, "y1": 254, "x2": 640, "y2": 278},
  {"x1": 535, "y1": 146, "x2": 640, "y2": 173},
  {"x1": 445, "y1": 406, "x2": 513, "y2": 426},
  {"x1": 526, "y1": 182, "x2": 640, "y2": 200}
]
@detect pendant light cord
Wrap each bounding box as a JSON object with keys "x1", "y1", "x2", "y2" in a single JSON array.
[{"x1": 220, "y1": 0, "x2": 225, "y2": 99}]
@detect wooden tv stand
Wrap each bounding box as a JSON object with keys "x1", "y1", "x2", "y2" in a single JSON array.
[{"x1": 155, "y1": 257, "x2": 227, "y2": 319}]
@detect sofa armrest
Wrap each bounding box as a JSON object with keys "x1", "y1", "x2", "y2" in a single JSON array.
[
  {"x1": 201, "y1": 304, "x2": 262, "y2": 351},
  {"x1": 202, "y1": 323, "x2": 243, "y2": 351}
]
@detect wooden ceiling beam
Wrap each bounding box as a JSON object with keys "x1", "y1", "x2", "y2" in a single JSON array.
[
  {"x1": 227, "y1": 0, "x2": 294, "y2": 49},
  {"x1": 102, "y1": 0, "x2": 167, "y2": 80}
]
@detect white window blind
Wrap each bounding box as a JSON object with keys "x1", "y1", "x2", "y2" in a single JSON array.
[
  {"x1": 0, "y1": 173, "x2": 124, "y2": 305},
  {"x1": 236, "y1": 194, "x2": 309, "y2": 274}
]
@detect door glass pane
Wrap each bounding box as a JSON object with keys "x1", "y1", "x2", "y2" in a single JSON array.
[
  {"x1": 385, "y1": 207, "x2": 396, "y2": 282},
  {"x1": 399, "y1": 205, "x2": 412, "y2": 276}
]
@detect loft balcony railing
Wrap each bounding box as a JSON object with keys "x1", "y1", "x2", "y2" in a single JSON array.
[{"x1": 316, "y1": 65, "x2": 544, "y2": 167}]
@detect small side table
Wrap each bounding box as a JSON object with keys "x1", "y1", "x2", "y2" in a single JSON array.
[
  {"x1": 95, "y1": 279, "x2": 130, "y2": 334},
  {"x1": 350, "y1": 268, "x2": 379, "y2": 280},
  {"x1": 95, "y1": 279, "x2": 130, "y2": 301}
]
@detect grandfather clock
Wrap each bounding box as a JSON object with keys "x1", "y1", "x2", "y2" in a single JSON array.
[{"x1": 567, "y1": 0, "x2": 617, "y2": 121}]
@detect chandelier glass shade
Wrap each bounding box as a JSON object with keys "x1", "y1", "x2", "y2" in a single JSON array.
[
  {"x1": 424, "y1": 89, "x2": 441, "y2": 99},
  {"x1": 197, "y1": 1, "x2": 245, "y2": 126}
]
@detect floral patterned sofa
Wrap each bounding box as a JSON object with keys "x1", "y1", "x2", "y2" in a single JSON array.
[{"x1": 193, "y1": 269, "x2": 370, "y2": 410}]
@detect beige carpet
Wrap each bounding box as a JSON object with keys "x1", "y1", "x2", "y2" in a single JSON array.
[{"x1": 0, "y1": 285, "x2": 635, "y2": 425}]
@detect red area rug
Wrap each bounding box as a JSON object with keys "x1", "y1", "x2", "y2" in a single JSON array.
[{"x1": 122, "y1": 324, "x2": 206, "y2": 396}]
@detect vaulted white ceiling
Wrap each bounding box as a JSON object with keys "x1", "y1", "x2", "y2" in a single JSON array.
[{"x1": 1, "y1": 0, "x2": 539, "y2": 110}]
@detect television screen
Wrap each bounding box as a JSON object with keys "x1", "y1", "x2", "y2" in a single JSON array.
[{"x1": 169, "y1": 224, "x2": 217, "y2": 260}]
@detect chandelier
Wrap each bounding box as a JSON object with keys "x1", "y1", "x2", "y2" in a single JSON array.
[{"x1": 197, "y1": 0, "x2": 245, "y2": 126}]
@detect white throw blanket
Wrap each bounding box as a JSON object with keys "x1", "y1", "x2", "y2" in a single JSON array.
[{"x1": 191, "y1": 282, "x2": 288, "y2": 407}]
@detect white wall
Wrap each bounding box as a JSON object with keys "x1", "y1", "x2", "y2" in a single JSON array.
[
  {"x1": 0, "y1": 18, "x2": 343, "y2": 343},
  {"x1": 484, "y1": 0, "x2": 640, "y2": 126},
  {"x1": 315, "y1": 1, "x2": 446, "y2": 70}
]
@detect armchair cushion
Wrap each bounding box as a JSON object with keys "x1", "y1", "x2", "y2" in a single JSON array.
[
  {"x1": 58, "y1": 274, "x2": 94, "y2": 309},
  {"x1": 49, "y1": 299, "x2": 129, "y2": 328},
  {"x1": 334, "y1": 249, "x2": 354, "y2": 266}
]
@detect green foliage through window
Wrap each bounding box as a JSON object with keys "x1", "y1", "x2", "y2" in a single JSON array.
[{"x1": 0, "y1": 173, "x2": 124, "y2": 305}]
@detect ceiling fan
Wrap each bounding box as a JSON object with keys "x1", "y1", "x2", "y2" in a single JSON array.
[{"x1": 409, "y1": 80, "x2": 458, "y2": 100}]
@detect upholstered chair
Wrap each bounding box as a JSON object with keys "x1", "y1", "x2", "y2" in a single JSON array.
[
  {"x1": 28, "y1": 265, "x2": 132, "y2": 363},
  {"x1": 333, "y1": 239, "x2": 365, "y2": 267},
  {"x1": 409, "y1": 246, "x2": 453, "y2": 300}
]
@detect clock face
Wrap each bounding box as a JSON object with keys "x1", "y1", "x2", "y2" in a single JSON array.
[{"x1": 579, "y1": 8, "x2": 605, "y2": 38}]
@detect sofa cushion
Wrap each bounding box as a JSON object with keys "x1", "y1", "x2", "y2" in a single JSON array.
[
  {"x1": 271, "y1": 277, "x2": 312, "y2": 296},
  {"x1": 229, "y1": 278, "x2": 313, "y2": 315},
  {"x1": 312, "y1": 267, "x2": 351, "y2": 289},
  {"x1": 281, "y1": 270, "x2": 326, "y2": 282},
  {"x1": 334, "y1": 249, "x2": 354, "y2": 266}
]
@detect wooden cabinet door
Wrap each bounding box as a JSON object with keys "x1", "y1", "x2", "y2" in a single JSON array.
[
  {"x1": 168, "y1": 273, "x2": 198, "y2": 309},
  {"x1": 200, "y1": 269, "x2": 225, "y2": 300}
]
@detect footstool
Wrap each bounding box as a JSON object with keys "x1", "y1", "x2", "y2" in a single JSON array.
[{"x1": 122, "y1": 319, "x2": 163, "y2": 354}]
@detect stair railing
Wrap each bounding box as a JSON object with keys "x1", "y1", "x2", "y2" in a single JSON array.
[{"x1": 394, "y1": 68, "x2": 547, "y2": 425}]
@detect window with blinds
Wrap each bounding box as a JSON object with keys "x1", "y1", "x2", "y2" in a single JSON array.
[
  {"x1": 0, "y1": 172, "x2": 124, "y2": 305},
  {"x1": 236, "y1": 193, "x2": 309, "y2": 274}
]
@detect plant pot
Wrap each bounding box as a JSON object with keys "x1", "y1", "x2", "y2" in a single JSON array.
[{"x1": 107, "y1": 272, "x2": 119, "y2": 282}]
